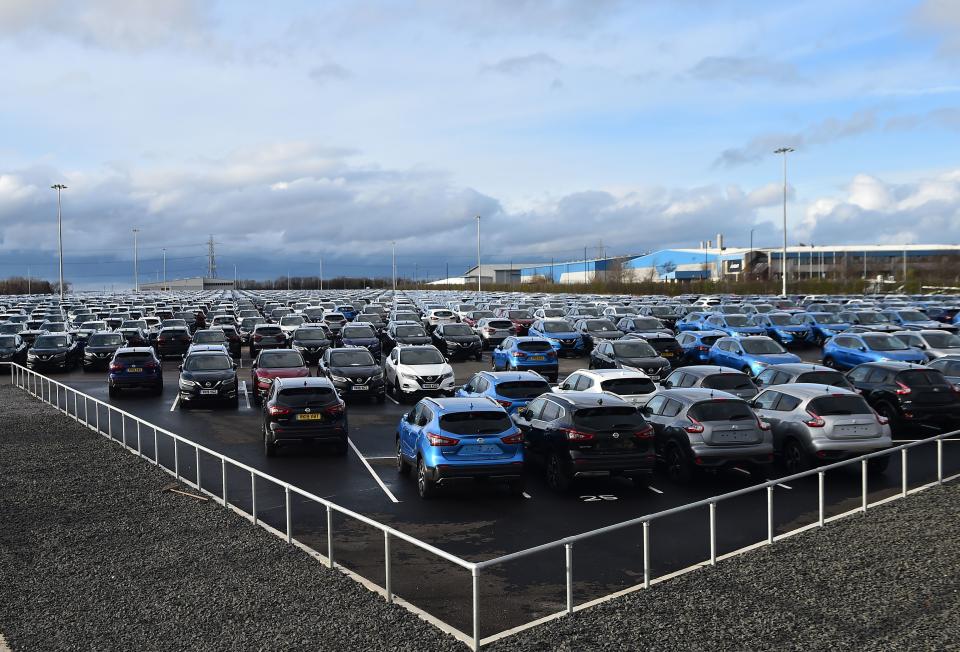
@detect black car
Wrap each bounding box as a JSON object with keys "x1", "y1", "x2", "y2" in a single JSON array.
[
  {"x1": 589, "y1": 338, "x2": 671, "y2": 381},
  {"x1": 238, "y1": 317, "x2": 266, "y2": 345},
  {"x1": 845, "y1": 362, "x2": 960, "y2": 435},
  {"x1": 290, "y1": 326, "x2": 332, "y2": 364},
  {"x1": 217, "y1": 325, "x2": 243, "y2": 358},
  {"x1": 318, "y1": 347, "x2": 386, "y2": 403},
  {"x1": 622, "y1": 332, "x2": 683, "y2": 365},
  {"x1": 262, "y1": 377, "x2": 348, "y2": 456},
  {"x1": 178, "y1": 347, "x2": 239, "y2": 408},
  {"x1": 337, "y1": 324, "x2": 382, "y2": 361},
  {"x1": 82, "y1": 331, "x2": 126, "y2": 371},
  {"x1": 574, "y1": 318, "x2": 624, "y2": 350},
  {"x1": 249, "y1": 324, "x2": 287, "y2": 355},
  {"x1": 383, "y1": 322, "x2": 431, "y2": 352},
  {"x1": 155, "y1": 326, "x2": 192, "y2": 359},
  {"x1": 0, "y1": 334, "x2": 27, "y2": 365},
  {"x1": 512, "y1": 391, "x2": 655, "y2": 491},
  {"x1": 431, "y1": 323, "x2": 483, "y2": 361},
  {"x1": 26, "y1": 333, "x2": 81, "y2": 371}
]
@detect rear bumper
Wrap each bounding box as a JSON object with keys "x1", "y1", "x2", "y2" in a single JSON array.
[
  {"x1": 269, "y1": 422, "x2": 348, "y2": 444},
  {"x1": 688, "y1": 443, "x2": 774, "y2": 467},
  {"x1": 110, "y1": 375, "x2": 162, "y2": 389},
  {"x1": 428, "y1": 461, "x2": 524, "y2": 483},
  {"x1": 569, "y1": 452, "x2": 656, "y2": 477}
]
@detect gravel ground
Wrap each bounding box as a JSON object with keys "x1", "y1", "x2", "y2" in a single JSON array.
[
  {"x1": 490, "y1": 483, "x2": 960, "y2": 651},
  {"x1": 0, "y1": 387, "x2": 461, "y2": 652}
]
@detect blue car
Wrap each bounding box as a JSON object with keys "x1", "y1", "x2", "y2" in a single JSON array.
[
  {"x1": 702, "y1": 313, "x2": 766, "y2": 337},
  {"x1": 881, "y1": 309, "x2": 957, "y2": 333},
  {"x1": 492, "y1": 336, "x2": 559, "y2": 382},
  {"x1": 456, "y1": 370, "x2": 552, "y2": 414},
  {"x1": 675, "y1": 330, "x2": 727, "y2": 365},
  {"x1": 335, "y1": 304, "x2": 358, "y2": 321},
  {"x1": 821, "y1": 332, "x2": 926, "y2": 370},
  {"x1": 396, "y1": 397, "x2": 524, "y2": 498},
  {"x1": 675, "y1": 311, "x2": 712, "y2": 332},
  {"x1": 796, "y1": 312, "x2": 850, "y2": 345},
  {"x1": 337, "y1": 323, "x2": 382, "y2": 360},
  {"x1": 708, "y1": 336, "x2": 801, "y2": 376},
  {"x1": 748, "y1": 312, "x2": 810, "y2": 346},
  {"x1": 527, "y1": 319, "x2": 584, "y2": 358},
  {"x1": 108, "y1": 346, "x2": 164, "y2": 397}
]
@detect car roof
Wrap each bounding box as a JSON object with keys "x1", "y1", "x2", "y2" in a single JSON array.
[
  {"x1": 674, "y1": 365, "x2": 742, "y2": 376},
  {"x1": 579, "y1": 368, "x2": 652, "y2": 380},
  {"x1": 547, "y1": 391, "x2": 632, "y2": 407},
  {"x1": 762, "y1": 383, "x2": 860, "y2": 399},
  {"x1": 761, "y1": 362, "x2": 834, "y2": 374},
  {"x1": 654, "y1": 388, "x2": 742, "y2": 402},
  {"x1": 479, "y1": 370, "x2": 547, "y2": 382},
  {"x1": 187, "y1": 344, "x2": 229, "y2": 354},
  {"x1": 274, "y1": 376, "x2": 334, "y2": 389},
  {"x1": 421, "y1": 396, "x2": 500, "y2": 413},
  {"x1": 854, "y1": 361, "x2": 928, "y2": 371},
  {"x1": 116, "y1": 346, "x2": 154, "y2": 353},
  {"x1": 686, "y1": 329, "x2": 727, "y2": 337},
  {"x1": 509, "y1": 336, "x2": 552, "y2": 343}
]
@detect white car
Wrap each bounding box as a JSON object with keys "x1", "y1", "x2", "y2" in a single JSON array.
[
  {"x1": 554, "y1": 369, "x2": 658, "y2": 407},
  {"x1": 427, "y1": 309, "x2": 458, "y2": 329},
  {"x1": 384, "y1": 345, "x2": 456, "y2": 398},
  {"x1": 278, "y1": 314, "x2": 307, "y2": 337}
]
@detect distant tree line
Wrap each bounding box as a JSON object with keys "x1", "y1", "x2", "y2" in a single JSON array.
[
  {"x1": 0, "y1": 276, "x2": 57, "y2": 294},
  {"x1": 236, "y1": 276, "x2": 406, "y2": 291}
]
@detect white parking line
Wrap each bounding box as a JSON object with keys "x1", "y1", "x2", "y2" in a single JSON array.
[
  {"x1": 239, "y1": 380, "x2": 250, "y2": 409},
  {"x1": 732, "y1": 466, "x2": 751, "y2": 476},
  {"x1": 348, "y1": 438, "x2": 400, "y2": 503},
  {"x1": 364, "y1": 456, "x2": 396, "y2": 461},
  {"x1": 169, "y1": 394, "x2": 180, "y2": 411},
  {"x1": 522, "y1": 492, "x2": 532, "y2": 499},
  {"x1": 385, "y1": 393, "x2": 400, "y2": 405},
  {"x1": 647, "y1": 485, "x2": 664, "y2": 494}
]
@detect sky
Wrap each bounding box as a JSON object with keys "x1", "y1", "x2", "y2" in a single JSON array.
[{"x1": 2, "y1": 0, "x2": 960, "y2": 288}]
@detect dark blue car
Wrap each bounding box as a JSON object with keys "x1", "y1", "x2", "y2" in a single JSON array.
[
  {"x1": 675, "y1": 330, "x2": 727, "y2": 365},
  {"x1": 748, "y1": 312, "x2": 810, "y2": 346},
  {"x1": 527, "y1": 319, "x2": 584, "y2": 357},
  {"x1": 108, "y1": 346, "x2": 163, "y2": 397},
  {"x1": 492, "y1": 336, "x2": 559, "y2": 383},
  {"x1": 338, "y1": 324, "x2": 382, "y2": 361},
  {"x1": 702, "y1": 313, "x2": 765, "y2": 337},
  {"x1": 796, "y1": 312, "x2": 850, "y2": 345}
]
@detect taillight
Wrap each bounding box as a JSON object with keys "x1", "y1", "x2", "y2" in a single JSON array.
[
  {"x1": 561, "y1": 428, "x2": 594, "y2": 442},
  {"x1": 633, "y1": 424, "x2": 655, "y2": 440},
  {"x1": 496, "y1": 399, "x2": 513, "y2": 408},
  {"x1": 684, "y1": 416, "x2": 704, "y2": 433},
  {"x1": 501, "y1": 431, "x2": 523, "y2": 444},
  {"x1": 895, "y1": 381, "x2": 912, "y2": 396},
  {"x1": 254, "y1": 335, "x2": 263, "y2": 341},
  {"x1": 144, "y1": 362, "x2": 158, "y2": 370},
  {"x1": 268, "y1": 405, "x2": 292, "y2": 416},
  {"x1": 757, "y1": 419, "x2": 771, "y2": 431},
  {"x1": 324, "y1": 402, "x2": 345, "y2": 417},
  {"x1": 696, "y1": 345, "x2": 710, "y2": 351},
  {"x1": 485, "y1": 328, "x2": 495, "y2": 334},
  {"x1": 109, "y1": 363, "x2": 122, "y2": 372},
  {"x1": 426, "y1": 432, "x2": 459, "y2": 447},
  {"x1": 804, "y1": 409, "x2": 825, "y2": 427},
  {"x1": 514, "y1": 350, "x2": 527, "y2": 359}
]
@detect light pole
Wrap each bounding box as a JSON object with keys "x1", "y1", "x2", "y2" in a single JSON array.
[
  {"x1": 51, "y1": 184, "x2": 67, "y2": 299},
  {"x1": 319, "y1": 256, "x2": 323, "y2": 291},
  {"x1": 774, "y1": 147, "x2": 794, "y2": 296},
  {"x1": 748, "y1": 228, "x2": 755, "y2": 277},
  {"x1": 132, "y1": 227, "x2": 140, "y2": 292},
  {"x1": 162, "y1": 248, "x2": 166, "y2": 289},
  {"x1": 392, "y1": 241, "x2": 396, "y2": 293},
  {"x1": 475, "y1": 215, "x2": 481, "y2": 294}
]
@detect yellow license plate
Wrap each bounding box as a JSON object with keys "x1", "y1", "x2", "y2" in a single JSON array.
[
  {"x1": 127, "y1": 367, "x2": 142, "y2": 373},
  {"x1": 296, "y1": 413, "x2": 323, "y2": 421},
  {"x1": 531, "y1": 356, "x2": 545, "y2": 361},
  {"x1": 662, "y1": 352, "x2": 673, "y2": 357}
]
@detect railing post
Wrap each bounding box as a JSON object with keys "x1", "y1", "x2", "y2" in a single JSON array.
[
  {"x1": 384, "y1": 531, "x2": 392, "y2": 604},
  {"x1": 642, "y1": 521, "x2": 650, "y2": 589},
  {"x1": 108, "y1": 409, "x2": 112, "y2": 439},
  {"x1": 861, "y1": 459, "x2": 868, "y2": 513},
  {"x1": 709, "y1": 502, "x2": 717, "y2": 565},
  {"x1": 901, "y1": 449, "x2": 908, "y2": 498},
  {"x1": 818, "y1": 471, "x2": 825, "y2": 526},
  {"x1": 471, "y1": 567, "x2": 481, "y2": 651},
  {"x1": 195, "y1": 446, "x2": 201, "y2": 488},
  {"x1": 766, "y1": 486, "x2": 774, "y2": 544},
  {"x1": 251, "y1": 471, "x2": 257, "y2": 525},
  {"x1": 221, "y1": 458, "x2": 228, "y2": 506},
  {"x1": 285, "y1": 486, "x2": 292, "y2": 543},
  {"x1": 565, "y1": 543, "x2": 574, "y2": 615},
  {"x1": 326, "y1": 505, "x2": 334, "y2": 568},
  {"x1": 174, "y1": 440, "x2": 180, "y2": 480},
  {"x1": 153, "y1": 428, "x2": 158, "y2": 465},
  {"x1": 937, "y1": 439, "x2": 943, "y2": 484},
  {"x1": 84, "y1": 396, "x2": 88, "y2": 426},
  {"x1": 122, "y1": 416, "x2": 127, "y2": 448}
]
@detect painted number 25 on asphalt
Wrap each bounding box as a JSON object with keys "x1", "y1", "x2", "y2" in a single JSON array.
[{"x1": 580, "y1": 495, "x2": 618, "y2": 502}]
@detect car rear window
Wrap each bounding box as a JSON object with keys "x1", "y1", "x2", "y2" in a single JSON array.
[
  {"x1": 439, "y1": 411, "x2": 512, "y2": 435},
  {"x1": 517, "y1": 341, "x2": 552, "y2": 353},
  {"x1": 115, "y1": 352, "x2": 154, "y2": 363},
  {"x1": 396, "y1": 326, "x2": 426, "y2": 337},
  {"x1": 89, "y1": 333, "x2": 125, "y2": 346},
  {"x1": 0, "y1": 336, "x2": 16, "y2": 346},
  {"x1": 256, "y1": 326, "x2": 283, "y2": 335},
  {"x1": 702, "y1": 374, "x2": 757, "y2": 391},
  {"x1": 795, "y1": 371, "x2": 852, "y2": 388},
  {"x1": 194, "y1": 331, "x2": 226, "y2": 342},
  {"x1": 433, "y1": 310, "x2": 454, "y2": 317},
  {"x1": 699, "y1": 335, "x2": 723, "y2": 346},
  {"x1": 572, "y1": 406, "x2": 642, "y2": 429},
  {"x1": 259, "y1": 351, "x2": 305, "y2": 368},
  {"x1": 277, "y1": 387, "x2": 337, "y2": 407},
  {"x1": 600, "y1": 378, "x2": 656, "y2": 395},
  {"x1": 507, "y1": 311, "x2": 530, "y2": 319},
  {"x1": 897, "y1": 370, "x2": 950, "y2": 388},
  {"x1": 184, "y1": 355, "x2": 232, "y2": 371},
  {"x1": 808, "y1": 395, "x2": 872, "y2": 416},
  {"x1": 496, "y1": 380, "x2": 551, "y2": 399},
  {"x1": 688, "y1": 400, "x2": 754, "y2": 422}
]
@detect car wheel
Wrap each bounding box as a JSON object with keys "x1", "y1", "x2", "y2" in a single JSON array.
[
  {"x1": 396, "y1": 438, "x2": 411, "y2": 475},
  {"x1": 782, "y1": 438, "x2": 809, "y2": 475},
  {"x1": 546, "y1": 453, "x2": 571, "y2": 492},
  {"x1": 475, "y1": 352, "x2": 483, "y2": 362},
  {"x1": 822, "y1": 356, "x2": 835, "y2": 369},
  {"x1": 263, "y1": 423, "x2": 277, "y2": 457},
  {"x1": 108, "y1": 384, "x2": 119, "y2": 398},
  {"x1": 230, "y1": 393, "x2": 239, "y2": 408},
  {"x1": 417, "y1": 458, "x2": 436, "y2": 498},
  {"x1": 867, "y1": 454, "x2": 890, "y2": 475},
  {"x1": 665, "y1": 442, "x2": 692, "y2": 483},
  {"x1": 878, "y1": 403, "x2": 901, "y2": 436}
]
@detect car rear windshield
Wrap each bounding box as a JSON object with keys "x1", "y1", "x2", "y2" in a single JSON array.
[
  {"x1": 600, "y1": 378, "x2": 656, "y2": 395},
  {"x1": 862, "y1": 335, "x2": 906, "y2": 351},
  {"x1": 742, "y1": 339, "x2": 785, "y2": 354},
  {"x1": 277, "y1": 387, "x2": 337, "y2": 407},
  {"x1": 35, "y1": 335, "x2": 68, "y2": 347},
  {"x1": 923, "y1": 332, "x2": 960, "y2": 348},
  {"x1": 194, "y1": 331, "x2": 226, "y2": 342},
  {"x1": 440, "y1": 324, "x2": 471, "y2": 336},
  {"x1": 702, "y1": 374, "x2": 756, "y2": 391},
  {"x1": 259, "y1": 351, "x2": 304, "y2": 368},
  {"x1": 256, "y1": 326, "x2": 283, "y2": 335},
  {"x1": 572, "y1": 406, "x2": 641, "y2": 429},
  {"x1": 115, "y1": 352, "x2": 153, "y2": 363},
  {"x1": 586, "y1": 320, "x2": 618, "y2": 332},
  {"x1": 699, "y1": 335, "x2": 723, "y2": 346},
  {"x1": 612, "y1": 341, "x2": 657, "y2": 358},
  {"x1": 632, "y1": 318, "x2": 663, "y2": 330},
  {"x1": 323, "y1": 314, "x2": 346, "y2": 321},
  {"x1": 541, "y1": 321, "x2": 573, "y2": 333},
  {"x1": 507, "y1": 311, "x2": 530, "y2": 319},
  {"x1": 724, "y1": 315, "x2": 750, "y2": 326},
  {"x1": 647, "y1": 338, "x2": 679, "y2": 351},
  {"x1": 295, "y1": 329, "x2": 328, "y2": 341},
  {"x1": 496, "y1": 380, "x2": 551, "y2": 399},
  {"x1": 330, "y1": 350, "x2": 375, "y2": 367},
  {"x1": 487, "y1": 320, "x2": 513, "y2": 329},
  {"x1": 897, "y1": 370, "x2": 950, "y2": 388},
  {"x1": 795, "y1": 371, "x2": 852, "y2": 388},
  {"x1": 688, "y1": 400, "x2": 754, "y2": 422},
  {"x1": 81, "y1": 322, "x2": 106, "y2": 329},
  {"x1": 517, "y1": 341, "x2": 553, "y2": 353},
  {"x1": 808, "y1": 395, "x2": 872, "y2": 416},
  {"x1": 396, "y1": 326, "x2": 426, "y2": 337},
  {"x1": 897, "y1": 310, "x2": 928, "y2": 321},
  {"x1": 768, "y1": 314, "x2": 792, "y2": 325},
  {"x1": 342, "y1": 326, "x2": 375, "y2": 338},
  {"x1": 0, "y1": 336, "x2": 16, "y2": 347},
  {"x1": 812, "y1": 313, "x2": 843, "y2": 324},
  {"x1": 89, "y1": 333, "x2": 125, "y2": 346},
  {"x1": 542, "y1": 309, "x2": 565, "y2": 317},
  {"x1": 399, "y1": 348, "x2": 445, "y2": 365},
  {"x1": 432, "y1": 310, "x2": 454, "y2": 318},
  {"x1": 280, "y1": 315, "x2": 305, "y2": 325},
  {"x1": 439, "y1": 411, "x2": 512, "y2": 435},
  {"x1": 185, "y1": 355, "x2": 232, "y2": 371}
]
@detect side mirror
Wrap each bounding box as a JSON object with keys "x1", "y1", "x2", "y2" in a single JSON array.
[
  {"x1": 641, "y1": 406, "x2": 653, "y2": 416},
  {"x1": 177, "y1": 364, "x2": 183, "y2": 371},
  {"x1": 661, "y1": 380, "x2": 672, "y2": 389},
  {"x1": 559, "y1": 383, "x2": 570, "y2": 391},
  {"x1": 859, "y1": 346, "x2": 867, "y2": 352}
]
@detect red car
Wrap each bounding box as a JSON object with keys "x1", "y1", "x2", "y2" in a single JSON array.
[
  {"x1": 498, "y1": 309, "x2": 535, "y2": 336},
  {"x1": 250, "y1": 349, "x2": 309, "y2": 405}
]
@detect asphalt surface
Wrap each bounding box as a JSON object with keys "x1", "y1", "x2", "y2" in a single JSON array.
[{"x1": 4, "y1": 344, "x2": 959, "y2": 640}]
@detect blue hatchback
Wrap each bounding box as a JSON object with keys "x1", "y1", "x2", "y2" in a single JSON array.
[
  {"x1": 796, "y1": 312, "x2": 850, "y2": 345},
  {"x1": 676, "y1": 330, "x2": 727, "y2": 365},
  {"x1": 702, "y1": 313, "x2": 766, "y2": 337},
  {"x1": 708, "y1": 336, "x2": 801, "y2": 376},
  {"x1": 675, "y1": 311, "x2": 711, "y2": 332},
  {"x1": 456, "y1": 370, "x2": 552, "y2": 414},
  {"x1": 492, "y1": 336, "x2": 559, "y2": 382},
  {"x1": 338, "y1": 323, "x2": 382, "y2": 360},
  {"x1": 528, "y1": 319, "x2": 584, "y2": 357},
  {"x1": 822, "y1": 332, "x2": 926, "y2": 370},
  {"x1": 108, "y1": 346, "x2": 164, "y2": 397},
  {"x1": 396, "y1": 397, "x2": 525, "y2": 498},
  {"x1": 748, "y1": 312, "x2": 810, "y2": 346},
  {"x1": 881, "y1": 309, "x2": 956, "y2": 333}
]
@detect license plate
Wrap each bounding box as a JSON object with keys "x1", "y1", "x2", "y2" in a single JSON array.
[
  {"x1": 297, "y1": 413, "x2": 323, "y2": 421},
  {"x1": 714, "y1": 431, "x2": 750, "y2": 443},
  {"x1": 422, "y1": 383, "x2": 439, "y2": 390},
  {"x1": 530, "y1": 356, "x2": 545, "y2": 361},
  {"x1": 200, "y1": 389, "x2": 218, "y2": 395},
  {"x1": 127, "y1": 367, "x2": 142, "y2": 373},
  {"x1": 351, "y1": 385, "x2": 368, "y2": 391},
  {"x1": 463, "y1": 444, "x2": 499, "y2": 455},
  {"x1": 662, "y1": 351, "x2": 674, "y2": 357}
]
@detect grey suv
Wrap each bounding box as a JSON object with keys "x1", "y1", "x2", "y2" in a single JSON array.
[
  {"x1": 661, "y1": 365, "x2": 759, "y2": 399},
  {"x1": 750, "y1": 384, "x2": 892, "y2": 475},
  {"x1": 754, "y1": 363, "x2": 854, "y2": 390},
  {"x1": 642, "y1": 388, "x2": 773, "y2": 482}
]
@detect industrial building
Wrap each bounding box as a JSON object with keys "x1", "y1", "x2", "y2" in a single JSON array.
[
  {"x1": 428, "y1": 263, "x2": 540, "y2": 286},
  {"x1": 138, "y1": 277, "x2": 235, "y2": 292}
]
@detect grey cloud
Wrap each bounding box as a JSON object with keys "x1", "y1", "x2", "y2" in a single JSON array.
[
  {"x1": 481, "y1": 52, "x2": 561, "y2": 75},
  {"x1": 688, "y1": 56, "x2": 804, "y2": 84},
  {"x1": 914, "y1": 0, "x2": 960, "y2": 55},
  {"x1": 884, "y1": 106, "x2": 960, "y2": 131},
  {"x1": 308, "y1": 62, "x2": 352, "y2": 84}
]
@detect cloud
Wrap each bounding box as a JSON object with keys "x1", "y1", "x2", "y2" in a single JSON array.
[
  {"x1": 308, "y1": 62, "x2": 352, "y2": 84},
  {"x1": 914, "y1": 0, "x2": 960, "y2": 55},
  {"x1": 481, "y1": 52, "x2": 561, "y2": 75},
  {"x1": 688, "y1": 56, "x2": 804, "y2": 84}
]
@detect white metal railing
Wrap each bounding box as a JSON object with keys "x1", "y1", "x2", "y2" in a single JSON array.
[{"x1": 6, "y1": 362, "x2": 958, "y2": 650}]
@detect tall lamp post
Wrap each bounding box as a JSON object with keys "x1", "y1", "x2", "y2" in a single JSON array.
[
  {"x1": 132, "y1": 227, "x2": 140, "y2": 292},
  {"x1": 51, "y1": 184, "x2": 68, "y2": 299},
  {"x1": 162, "y1": 248, "x2": 166, "y2": 289},
  {"x1": 475, "y1": 215, "x2": 481, "y2": 294},
  {"x1": 391, "y1": 241, "x2": 397, "y2": 293},
  {"x1": 774, "y1": 147, "x2": 794, "y2": 296}
]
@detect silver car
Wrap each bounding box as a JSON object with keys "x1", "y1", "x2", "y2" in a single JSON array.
[
  {"x1": 892, "y1": 330, "x2": 960, "y2": 360},
  {"x1": 476, "y1": 317, "x2": 516, "y2": 349},
  {"x1": 661, "y1": 365, "x2": 759, "y2": 400},
  {"x1": 750, "y1": 383, "x2": 892, "y2": 475}
]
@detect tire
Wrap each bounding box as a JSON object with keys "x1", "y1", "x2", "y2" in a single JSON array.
[
  {"x1": 867, "y1": 454, "x2": 890, "y2": 475},
  {"x1": 230, "y1": 393, "x2": 239, "y2": 408},
  {"x1": 475, "y1": 352, "x2": 483, "y2": 362},
  {"x1": 782, "y1": 438, "x2": 810, "y2": 475},
  {"x1": 263, "y1": 422, "x2": 277, "y2": 457},
  {"x1": 396, "y1": 438, "x2": 411, "y2": 475},
  {"x1": 108, "y1": 384, "x2": 119, "y2": 398},
  {"x1": 545, "y1": 453, "x2": 572, "y2": 492},
  {"x1": 822, "y1": 356, "x2": 835, "y2": 369},
  {"x1": 417, "y1": 458, "x2": 437, "y2": 499},
  {"x1": 877, "y1": 403, "x2": 902, "y2": 436},
  {"x1": 664, "y1": 441, "x2": 693, "y2": 483}
]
